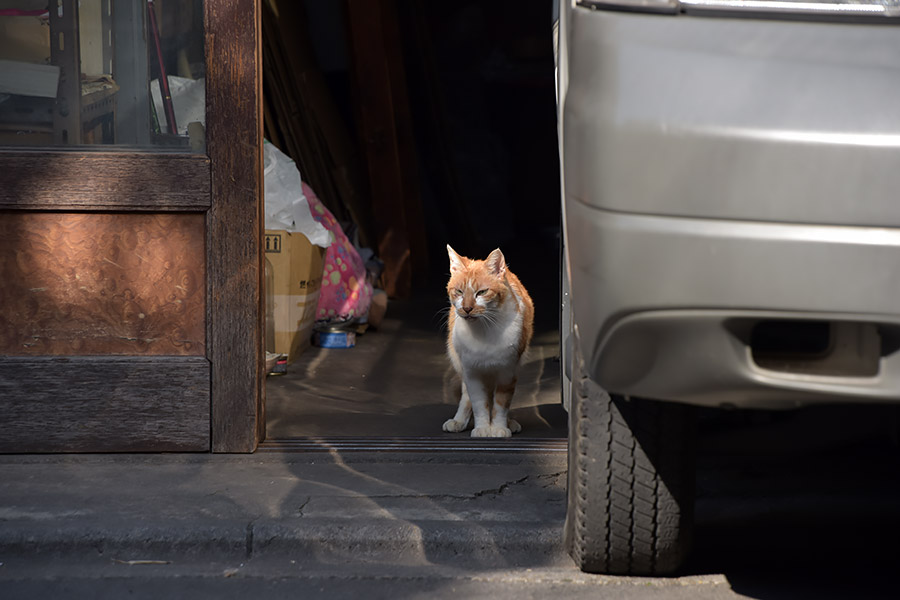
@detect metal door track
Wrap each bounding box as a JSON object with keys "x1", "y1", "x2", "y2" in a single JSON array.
[{"x1": 258, "y1": 437, "x2": 568, "y2": 453}]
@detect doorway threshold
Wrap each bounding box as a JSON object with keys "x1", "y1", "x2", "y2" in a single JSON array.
[{"x1": 258, "y1": 437, "x2": 567, "y2": 453}]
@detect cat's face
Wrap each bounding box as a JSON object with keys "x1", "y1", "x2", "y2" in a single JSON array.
[{"x1": 446, "y1": 246, "x2": 508, "y2": 321}]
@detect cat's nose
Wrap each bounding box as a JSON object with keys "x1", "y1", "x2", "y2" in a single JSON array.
[{"x1": 463, "y1": 306, "x2": 473, "y2": 314}]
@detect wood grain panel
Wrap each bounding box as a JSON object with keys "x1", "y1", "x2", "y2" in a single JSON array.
[
  {"x1": 206, "y1": 0, "x2": 265, "y2": 452},
  {"x1": 0, "y1": 151, "x2": 211, "y2": 211},
  {"x1": 0, "y1": 356, "x2": 210, "y2": 452},
  {"x1": 0, "y1": 212, "x2": 205, "y2": 356}
]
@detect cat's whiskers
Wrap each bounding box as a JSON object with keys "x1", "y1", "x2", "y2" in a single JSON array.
[
  {"x1": 481, "y1": 310, "x2": 500, "y2": 328},
  {"x1": 434, "y1": 306, "x2": 453, "y2": 331}
]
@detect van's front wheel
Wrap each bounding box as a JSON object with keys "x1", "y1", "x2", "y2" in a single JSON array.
[{"x1": 564, "y1": 364, "x2": 696, "y2": 575}]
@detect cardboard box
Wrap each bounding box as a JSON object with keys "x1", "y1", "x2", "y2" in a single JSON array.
[
  {"x1": 0, "y1": 17, "x2": 50, "y2": 65},
  {"x1": 265, "y1": 230, "x2": 325, "y2": 362}
]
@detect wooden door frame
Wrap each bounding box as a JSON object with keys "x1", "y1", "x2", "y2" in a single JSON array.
[
  {"x1": 0, "y1": 0, "x2": 264, "y2": 453},
  {"x1": 206, "y1": 0, "x2": 265, "y2": 452}
]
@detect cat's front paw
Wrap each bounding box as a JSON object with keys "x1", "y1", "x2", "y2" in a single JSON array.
[
  {"x1": 443, "y1": 418, "x2": 469, "y2": 433},
  {"x1": 471, "y1": 426, "x2": 511, "y2": 438},
  {"x1": 507, "y1": 418, "x2": 522, "y2": 434}
]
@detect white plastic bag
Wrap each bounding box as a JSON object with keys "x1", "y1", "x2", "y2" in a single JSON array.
[
  {"x1": 150, "y1": 76, "x2": 205, "y2": 135},
  {"x1": 263, "y1": 141, "x2": 331, "y2": 248}
]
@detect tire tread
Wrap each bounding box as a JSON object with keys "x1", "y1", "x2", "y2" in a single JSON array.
[{"x1": 565, "y1": 364, "x2": 695, "y2": 575}]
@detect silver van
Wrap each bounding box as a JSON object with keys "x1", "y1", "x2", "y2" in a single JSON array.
[{"x1": 557, "y1": 0, "x2": 900, "y2": 575}]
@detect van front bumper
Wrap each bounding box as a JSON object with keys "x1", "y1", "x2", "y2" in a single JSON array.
[{"x1": 566, "y1": 197, "x2": 900, "y2": 409}]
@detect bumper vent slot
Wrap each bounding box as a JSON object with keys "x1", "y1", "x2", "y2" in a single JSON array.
[{"x1": 750, "y1": 320, "x2": 881, "y2": 378}]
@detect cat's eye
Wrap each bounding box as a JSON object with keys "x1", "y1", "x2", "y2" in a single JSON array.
[
  {"x1": 476, "y1": 289, "x2": 488, "y2": 297},
  {"x1": 454, "y1": 288, "x2": 463, "y2": 295}
]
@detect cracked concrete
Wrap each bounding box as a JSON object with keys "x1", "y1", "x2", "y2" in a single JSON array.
[
  {"x1": 473, "y1": 475, "x2": 531, "y2": 497},
  {"x1": 295, "y1": 497, "x2": 311, "y2": 517},
  {"x1": 0, "y1": 451, "x2": 568, "y2": 567}
]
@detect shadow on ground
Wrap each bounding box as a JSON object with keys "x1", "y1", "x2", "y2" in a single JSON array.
[
  {"x1": 688, "y1": 405, "x2": 900, "y2": 599},
  {"x1": 266, "y1": 292, "x2": 565, "y2": 439},
  {"x1": 264, "y1": 232, "x2": 899, "y2": 598}
]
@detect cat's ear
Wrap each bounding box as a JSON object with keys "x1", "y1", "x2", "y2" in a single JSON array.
[
  {"x1": 447, "y1": 244, "x2": 468, "y2": 274},
  {"x1": 485, "y1": 248, "x2": 507, "y2": 276}
]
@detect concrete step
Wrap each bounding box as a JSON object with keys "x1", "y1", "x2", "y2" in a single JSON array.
[{"x1": 0, "y1": 449, "x2": 569, "y2": 568}]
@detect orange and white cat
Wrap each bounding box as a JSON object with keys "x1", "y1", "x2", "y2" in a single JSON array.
[{"x1": 443, "y1": 245, "x2": 534, "y2": 438}]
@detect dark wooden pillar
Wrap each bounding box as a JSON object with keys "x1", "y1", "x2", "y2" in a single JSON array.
[{"x1": 206, "y1": 0, "x2": 265, "y2": 452}]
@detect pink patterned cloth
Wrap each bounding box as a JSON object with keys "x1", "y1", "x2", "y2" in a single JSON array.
[{"x1": 304, "y1": 182, "x2": 373, "y2": 324}]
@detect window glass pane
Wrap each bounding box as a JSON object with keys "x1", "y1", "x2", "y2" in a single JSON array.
[{"x1": 0, "y1": 0, "x2": 205, "y2": 151}]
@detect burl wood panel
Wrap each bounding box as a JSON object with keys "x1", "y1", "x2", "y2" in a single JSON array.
[
  {"x1": 0, "y1": 212, "x2": 205, "y2": 356},
  {"x1": 0, "y1": 356, "x2": 210, "y2": 452}
]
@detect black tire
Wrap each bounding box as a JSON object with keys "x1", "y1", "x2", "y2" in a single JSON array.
[{"x1": 564, "y1": 360, "x2": 696, "y2": 575}]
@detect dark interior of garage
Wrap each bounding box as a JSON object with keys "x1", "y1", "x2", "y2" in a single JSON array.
[{"x1": 261, "y1": 0, "x2": 565, "y2": 440}]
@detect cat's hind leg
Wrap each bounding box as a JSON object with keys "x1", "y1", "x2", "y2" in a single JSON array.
[
  {"x1": 486, "y1": 376, "x2": 519, "y2": 437},
  {"x1": 442, "y1": 380, "x2": 472, "y2": 432}
]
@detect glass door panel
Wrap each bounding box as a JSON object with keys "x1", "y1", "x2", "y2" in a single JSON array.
[{"x1": 0, "y1": 0, "x2": 205, "y2": 150}]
